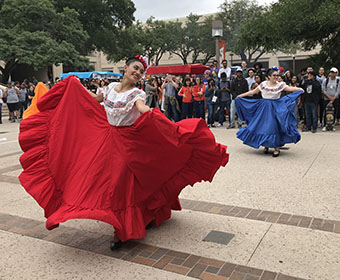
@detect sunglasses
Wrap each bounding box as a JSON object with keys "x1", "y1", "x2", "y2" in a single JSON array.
[{"x1": 272, "y1": 74, "x2": 280, "y2": 77}]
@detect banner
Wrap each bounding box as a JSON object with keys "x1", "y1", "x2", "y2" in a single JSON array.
[{"x1": 219, "y1": 40, "x2": 226, "y2": 65}]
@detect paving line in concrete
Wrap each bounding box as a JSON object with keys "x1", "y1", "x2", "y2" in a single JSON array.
[
  {"x1": 0, "y1": 212, "x2": 306, "y2": 280},
  {"x1": 1, "y1": 168, "x2": 340, "y2": 236}
]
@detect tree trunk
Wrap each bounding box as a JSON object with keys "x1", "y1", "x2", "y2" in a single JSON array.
[{"x1": 0, "y1": 60, "x2": 18, "y2": 83}]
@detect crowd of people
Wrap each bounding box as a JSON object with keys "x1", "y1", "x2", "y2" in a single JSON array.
[
  {"x1": 1, "y1": 61, "x2": 339, "y2": 133},
  {"x1": 0, "y1": 77, "x2": 55, "y2": 124},
  {"x1": 133, "y1": 60, "x2": 340, "y2": 133}
]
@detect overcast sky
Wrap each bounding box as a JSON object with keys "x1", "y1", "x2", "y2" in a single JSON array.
[{"x1": 133, "y1": 0, "x2": 276, "y2": 22}]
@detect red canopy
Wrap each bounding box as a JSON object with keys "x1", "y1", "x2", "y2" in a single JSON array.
[{"x1": 146, "y1": 64, "x2": 210, "y2": 75}]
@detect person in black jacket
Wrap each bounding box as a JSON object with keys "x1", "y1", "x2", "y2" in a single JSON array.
[
  {"x1": 302, "y1": 71, "x2": 321, "y2": 133},
  {"x1": 229, "y1": 68, "x2": 249, "y2": 128}
]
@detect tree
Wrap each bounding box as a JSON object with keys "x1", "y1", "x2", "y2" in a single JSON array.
[
  {"x1": 216, "y1": 0, "x2": 266, "y2": 64},
  {"x1": 52, "y1": 0, "x2": 136, "y2": 55},
  {"x1": 170, "y1": 14, "x2": 202, "y2": 64},
  {"x1": 238, "y1": 0, "x2": 340, "y2": 69},
  {"x1": 0, "y1": 0, "x2": 89, "y2": 82}
]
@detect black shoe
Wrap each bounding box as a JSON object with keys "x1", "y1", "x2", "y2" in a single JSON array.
[
  {"x1": 110, "y1": 240, "x2": 122, "y2": 251},
  {"x1": 273, "y1": 150, "x2": 280, "y2": 157},
  {"x1": 264, "y1": 147, "x2": 269, "y2": 154},
  {"x1": 227, "y1": 125, "x2": 235, "y2": 129},
  {"x1": 238, "y1": 124, "x2": 242, "y2": 128},
  {"x1": 211, "y1": 124, "x2": 216, "y2": 127},
  {"x1": 146, "y1": 221, "x2": 153, "y2": 230}
]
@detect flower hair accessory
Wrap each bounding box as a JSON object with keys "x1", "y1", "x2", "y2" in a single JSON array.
[{"x1": 135, "y1": 55, "x2": 148, "y2": 70}]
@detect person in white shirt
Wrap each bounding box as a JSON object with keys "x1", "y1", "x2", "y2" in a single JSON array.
[
  {"x1": 218, "y1": 60, "x2": 231, "y2": 81},
  {"x1": 246, "y1": 68, "x2": 256, "y2": 91}
]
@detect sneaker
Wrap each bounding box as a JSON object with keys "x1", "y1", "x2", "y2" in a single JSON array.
[
  {"x1": 302, "y1": 128, "x2": 310, "y2": 132},
  {"x1": 237, "y1": 124, "x2": 242, "y2": 128},
  {"x1": 10, "y1": 119, "x2": 16, "y2": 123},
  {"x1": 217, "y1": 123, "x2": 222, "y2": 127},
  {"x1": 211, "y1": 124, "x2": 216, "y2": 128},
  {"x1": 322, "y1": 127, "x2": 327, "y2": 132},
  {"x1": 332, "y1": 127, "x2": 336, "y2": 131},
  {"x1": 227, "y1": 125, "x2": 235, "y2": 129},
  {"x1": 312, "y1": 129, "x2": 317, "y2": 133}
]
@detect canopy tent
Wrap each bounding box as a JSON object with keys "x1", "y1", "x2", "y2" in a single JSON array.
[
  {"x1": 60, "y1": 71, "x2": 123, "y2": 80},
  {"x1": 146, "y1": 64, "x2": 210, "y2": 75}
]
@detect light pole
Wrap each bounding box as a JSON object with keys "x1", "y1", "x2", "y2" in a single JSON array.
[
  {"x1": 230, "y1": 53, "x2": 234, "y2": 66},
  {"x1": 292, "y1": 49, "x2": 297, "y2": 74},
  {"x1": 212, "y1": 20, "x2": 223, "y2": 68}
]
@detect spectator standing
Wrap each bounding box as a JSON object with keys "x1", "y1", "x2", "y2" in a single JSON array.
[
  {"x1": 145, "y1": 78, "x2": 159, "y2": 109},
  {"x1": 284, "y1": 70, "x2": 293, "y2": 85},
  {"x1": 301, "y1": 72, "x2": 321, "y2": 133},
  {"x1": 18, "y1": 83, "x2": 28, "y2": 119},
  {"x1": 246, "y1": 69, "x2": 256, "y2": 91},
  {"x1": 162, "y1": 74, "x2": 180, "y2": 122},
  {"x1": 218, "y1": 60, "x2": 231, "y2": 81},
  {"x1": 27, "y1": 83, "x2": 35, "y2": 106},
  {"x1": 217, "y1": 72, "x2": 231, "y2": 127},
  {"x1": 4, "y1": 82, "x2": 20, "y2": 122},
  {"x1": 241, "y1": 61, "x2": 248, "y2": 78},
  {"x1": 316, "y1": 67, "x2": 327, "y2": 125},
  {"x1": 210, "y1": 60, "x2": 219, "y2": 85},
  {"x1": 229, "y1": 68, "x2": 248, "y2": 128},
  {"x1": 175, "y1": 76, "x2": 183, "y2": 111},
  {"x1": 205, "y1": 79, "x2": 219, "y2": 127},
  {"x1": 0, "y1": 88, "x2": 3, "y2": 124},
  {"x1": 192, "y1": 76, "x2": 206, "y2": 120},
  {"x1": 178, "y1": 78, "x2": 193, "y2": 119},
  {"x1": 322, "y1": 67, "x2": 340, "y2": 131}
]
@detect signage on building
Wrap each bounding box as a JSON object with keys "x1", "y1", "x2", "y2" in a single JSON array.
[{"x1": 219, "y1": 40, "x2": 226, "y2": 65}]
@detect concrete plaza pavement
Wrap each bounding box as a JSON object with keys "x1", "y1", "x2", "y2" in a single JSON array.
[{"x1": 1, "y1": 118, "x2": 340, "y2": 280}]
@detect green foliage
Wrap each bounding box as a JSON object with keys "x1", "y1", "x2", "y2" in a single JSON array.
[
  {"x1": 51, "y1": 0, "x2": 136, "y2": 54},
  {"x1": 239, "y1": 0, "x2": 340, "y2": 68},
  {"x1": 0, "y1": 0, "x2": 91, "y2": 81},
  {"x1": 216, "y1": 0, "x2": 266, "y2": 64}
]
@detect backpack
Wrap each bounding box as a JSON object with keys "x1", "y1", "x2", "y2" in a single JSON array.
[{"x1": 325, "y1": 77, "x2": 340, "y2": 90}]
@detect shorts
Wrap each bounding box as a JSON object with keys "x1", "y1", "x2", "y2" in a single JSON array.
[{"x1": 7, "y1": 102, "x2": 19, "y2": 112}]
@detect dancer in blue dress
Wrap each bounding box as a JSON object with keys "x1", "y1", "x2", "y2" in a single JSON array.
[{"x1": 235, "y1": 68, "x2": 304, "y2": 157}]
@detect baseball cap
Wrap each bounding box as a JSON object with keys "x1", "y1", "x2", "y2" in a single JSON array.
[
  {"x1": 330, "y1": 67, "x2": 338, "y2": 73},
  {"x1": 236, "y1": 67, "x2": 242, "y2": 72}
]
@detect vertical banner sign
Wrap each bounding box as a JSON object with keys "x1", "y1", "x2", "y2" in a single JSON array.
[{"x1": 219, "y1": 40, "x2": 226, "y2": 65}]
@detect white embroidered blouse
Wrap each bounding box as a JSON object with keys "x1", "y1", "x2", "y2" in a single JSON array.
[
  {"x1": 102, "y1": 82, "x2": 146, "y2": 126},
  {"x1": 258, "y1": 81, "x2": 288, "y2": 99}
]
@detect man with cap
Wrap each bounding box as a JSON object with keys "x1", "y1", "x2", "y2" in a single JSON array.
[
  {"x1": 301, "y1": 71, "x2": 321, "y2": 133},
  {"x1": 321, "y1": 67, "x2": 340, "y2": 131},
  {"x1": 228, "y1": 67, "x2": 248, "y2": 128}
]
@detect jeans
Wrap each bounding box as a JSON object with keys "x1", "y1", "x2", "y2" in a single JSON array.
[
  {"x1": 207, "y1": 103, "x2": 218, "y2": 125},
  {"x1": 19, "y1": 101, "x2": 27, "y2": 118},
  {"x1": 304, "y1": 102, "x2": 318, "y2": 130},
  {"x1": 193, "y1": 100, "x2": 205, "y2": 119},
  {"x1": 230, "y1": 99, "x2": 242, "y2": 126},
  {"x1": 218, "y1": 100, "x2": 231, "y2": 124},
  {"x1": 181, "y1": 102, "x2": 193, "y2": 119},
  {"x1": 165, "y1": 98, "x2": 180, "y2": 122}
]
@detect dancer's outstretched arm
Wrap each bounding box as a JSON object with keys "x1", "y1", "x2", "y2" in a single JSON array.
[
  {"x1": 284, "y1": 85, "x2": 304, "y2": 93},
  {"x1": 237, "y1": 87, "x2": 260, "y2": 98},
  {"x1": 135, "y1": 99, "x2": 152, "y2": 114}
]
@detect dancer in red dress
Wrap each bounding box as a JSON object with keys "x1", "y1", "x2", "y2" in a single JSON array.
[{"x1": 19, "y1": 55, "x2": 229, "y2": 250}]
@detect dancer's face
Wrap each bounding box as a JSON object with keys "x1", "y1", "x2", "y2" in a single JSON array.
[
  {"x1": 124, "y1": 61, "x2": 145, "y2": 84},
  {"x1": 269, "y1": 71, "x2": 279, "y2": 82}
]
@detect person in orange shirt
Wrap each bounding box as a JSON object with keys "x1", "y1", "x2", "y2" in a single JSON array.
[
  {"x1": 192, "y1": 76, "x2": 206, "y2": 120},
  {"x1": 178, "y1": 78, "x2": 193, "y2": 119}
]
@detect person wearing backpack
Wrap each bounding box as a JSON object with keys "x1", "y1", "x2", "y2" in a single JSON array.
[{"x1": 321, "y1": 68, "x2": 340, "y2": 131}]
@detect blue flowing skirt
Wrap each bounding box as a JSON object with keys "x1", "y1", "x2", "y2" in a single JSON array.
[{"x1": 235, "y1": 91, "x2": 302, "y2": 149}]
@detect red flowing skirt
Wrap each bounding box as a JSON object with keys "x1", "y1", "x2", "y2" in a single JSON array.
[{"x1": 19, "y1": 76, "x2": 229, "y2": 242}]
